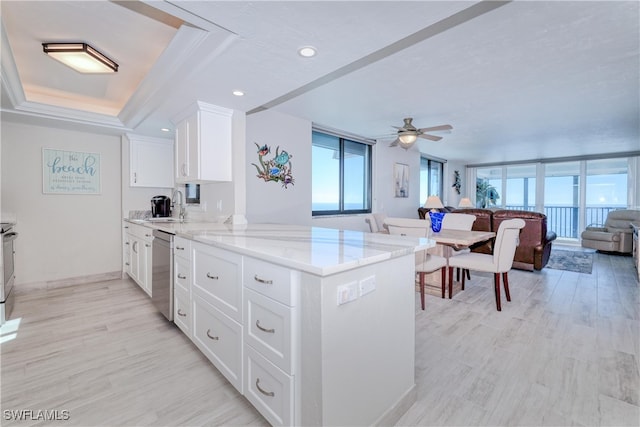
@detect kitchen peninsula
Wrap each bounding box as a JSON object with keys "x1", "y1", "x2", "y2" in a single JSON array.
[{"x1": 124, "y1": 220, "x2": 432, "y2": 426}]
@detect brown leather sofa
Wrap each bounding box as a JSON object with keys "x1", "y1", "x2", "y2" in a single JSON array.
[{"x1": 452, "y1": 208, "x2": 557, "y2": 271}]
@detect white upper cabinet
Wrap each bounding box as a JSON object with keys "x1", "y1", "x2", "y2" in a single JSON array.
[
  {"x1": 127, "y1": 134, "x2": 174, "y2": 188},
  {"x1": 173, "y1": 102, "x2": 234, "y2": 183}
]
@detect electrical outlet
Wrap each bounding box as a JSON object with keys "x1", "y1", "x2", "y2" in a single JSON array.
[
  {"x1": 337, "y1": 281, "x2": 358, "y2": 305},
  {"x1": 359, "y1": 276, "x2": 376, "y2": 296}
]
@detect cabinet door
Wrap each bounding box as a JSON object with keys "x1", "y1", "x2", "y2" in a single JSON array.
[
  {"x1": 130, "y1": 137, "x2": 174, "y2": 188},
  {"x1": 140, "y1": 239, "x2": 153, "y2": 296},
  {"x1": 130, "y1": 237, "x2": 141, "y2": 283},
  {"x1": 186, "y1": 113, "x2": 199, "y2": 181},
  {"x1": 175, "y1": 119, "x2": 189, "y2": 182},
  {"x1": 193, "y1": 294, "x2": 243, "y2": 392},
  {"x1": 123, "y1": 235, "x2": 132, "y2": 275}
]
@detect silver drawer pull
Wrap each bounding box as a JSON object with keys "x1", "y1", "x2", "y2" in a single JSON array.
[
  {"x1": 256, "y1": 378, "x2": 275, "y2": 397},
  {"x1": 177, "y1": 309, "x2": 187, "y2": 317},
  {"x1": 125, "y1": 242, "x2": 130, "y2": 245},
  {"x1": 206, "y1": 273, "x2": 219, "y2": 280},
  {"x1": 256, "y1": 320, "x2": 275, "y2": 334},
  {"x1": 177, "y1": 273, "x2": 187, "y2": 279},
  {"x1": 176, "y1": 246, "x2": 185, "y2": 250},
  {"x1": 206, "y1": 329, "x2": 219, "y2": 340},
  {"x1": 253, "y1": 275, "x2": 273, "y2": 285}
]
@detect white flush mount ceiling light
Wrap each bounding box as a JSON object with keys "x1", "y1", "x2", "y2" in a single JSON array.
[
  {"x1": 42, "y1": 42, "x2": 118, "y2": 73},
  {"x1": 298, "y1": 46, "x2": 317, "y2": 58},
  {"x1": 232, "y1": 90, "x2": 245, "y2": 96}
]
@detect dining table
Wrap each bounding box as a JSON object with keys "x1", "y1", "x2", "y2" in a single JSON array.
[{"x1": 429, "y1": 228, "x2": 496, "y2": 298}]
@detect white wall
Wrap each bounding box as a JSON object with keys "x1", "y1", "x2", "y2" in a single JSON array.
[
  {"x1": 444, "y1": 160, "x2": 467, "y2": 208},
  {"x1": 245, "y1": 110, "x2": 312, "y2": 225},
  {"x1": 245, "y1": 109, "x2": 425, "y2": 231},
  {"x1": 1, "y1": 122, "x2": 122, "y2": 285}
]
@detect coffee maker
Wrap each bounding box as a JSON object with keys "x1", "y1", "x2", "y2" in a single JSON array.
[{"x1": 151, "y1": 195, "x2": 171, "y2": 217}]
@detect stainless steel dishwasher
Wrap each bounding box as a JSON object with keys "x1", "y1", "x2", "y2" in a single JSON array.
[{"x1": 152, "y1": 229, "x2": 174, "y2": 321}]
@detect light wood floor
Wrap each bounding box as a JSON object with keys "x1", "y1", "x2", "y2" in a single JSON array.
[{"x1": 1, "y1": 251, "x2": 638, "y2": 426}]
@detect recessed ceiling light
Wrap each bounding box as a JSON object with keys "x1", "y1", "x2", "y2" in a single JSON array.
[
  {"x1": 161, "y1": 128, "x2": 170, "y2": 132},
  {"x1": 298, "y1": 46, "x2": 317, "y2": 58},
  {"x1": 232, "y1": 90, "x2": 245, "y2": 96}
]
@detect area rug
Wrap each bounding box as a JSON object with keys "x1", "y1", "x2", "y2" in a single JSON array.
[{"x1": 546, "y1": 250, "x2": 594, "y2": 274}]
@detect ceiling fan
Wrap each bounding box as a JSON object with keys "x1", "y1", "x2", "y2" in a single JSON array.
[{"x1": 388, "y1": 118, "x2": 453, "y2": 150}]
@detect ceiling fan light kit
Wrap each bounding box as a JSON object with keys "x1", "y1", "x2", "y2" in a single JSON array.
[
  {"x1": 398, "y1": 131, "x2": 418, "y2": 147},
  {"x1": 388, "y1": 117, "x2": 453, "y2": 150},
  {"x1": 42, "y1": 42, "x2": 118, "y2": 73}
]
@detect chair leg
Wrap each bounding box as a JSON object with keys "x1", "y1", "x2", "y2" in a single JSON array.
[
  {"x1": 420, "y1": 272, "x2": 426, "y2": 310},
  {"x1": 461, "y1": 269, "x2": 466, "y2": 291},
  {"x1": 502, "y1": 272, "x2": 511, "y2": 302},
  {"x1": 465, "y1": 269, "x2": 471, "y2": 280},
  {"x1": 447, "y1": 266, "x2": 453, "y2": 299},
  {"x1": 494, "y1": 273, "x2": 501, "y2": 311},
  {"x1": 441, "y1": 267, "x2": 446, "y2": 301},
  {"x1": 456, "y1": 268, "x2": 460, "y2": 282}
]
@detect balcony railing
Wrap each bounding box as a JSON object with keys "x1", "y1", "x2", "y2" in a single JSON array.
[{"x1": 504, "y1": 205, "x2": 623, "y2": 238}]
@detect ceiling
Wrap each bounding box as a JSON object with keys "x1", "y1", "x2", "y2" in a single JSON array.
[{"x1": 1, "y1": 1, "x2": 639, "y2": 164}]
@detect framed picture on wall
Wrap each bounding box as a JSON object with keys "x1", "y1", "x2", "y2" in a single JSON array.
[
  {"x1": 42, "y1": 148, "x2": 101, "y2": 194},
  {"x1": 394, "y1": 163, "x2": 409, "y2": 198}
]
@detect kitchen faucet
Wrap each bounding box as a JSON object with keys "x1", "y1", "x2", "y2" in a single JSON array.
[{"x1": 172, "y1": 189, "x2": 186, "y2": 221}]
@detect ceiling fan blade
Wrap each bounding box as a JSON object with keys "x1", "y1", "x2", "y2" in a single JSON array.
[
  {"x1": 418, "y1": 124, "x2": 453, "y2": 133},
  {"x1": 419, "y1": 134, "x2": 443, "y2": 142},
  {"x1": 389, "y1": 138, "x2": 399, "y2": 147}
]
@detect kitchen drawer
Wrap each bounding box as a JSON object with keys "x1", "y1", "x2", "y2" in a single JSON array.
[
  {"x1": 245, "y1": 288, "x2": 293, "y2": 374},
  {"x1": 193, "y1": 294, "x2": 243, "y2": 393},
  {"x1": 174, "y1": 284, "x2": 191, "y2": 337},
  {"x1": 174, "y1": 236, "x2": 191, "y2": 261},
  {"x1": 174, "y1": 256, "x2": 190, "y2": 293},
  {"x1": 128, "y1": 222, "x2": 154, "y2": 241},
  {"x1": 193, "y1": 243, "x2": 243, "y2": 322},
  {"x1": 245, "y1": 344, "x2": 293, "y2": 427},
  {"x1": 244, "y1": 257, "x2": 299, "y2": 306}
]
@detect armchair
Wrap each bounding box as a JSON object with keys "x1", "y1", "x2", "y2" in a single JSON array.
[{"x1": 581, "y1": 210, "x2": 640, "y2": 253}]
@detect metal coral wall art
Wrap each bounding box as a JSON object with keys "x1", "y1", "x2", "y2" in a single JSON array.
[
  {"x1": 251, "y1": 142, "x2": 294, "y2": 188},
  {"x1": 452, "y1": 170, "x2": 461, "y2": 194}
]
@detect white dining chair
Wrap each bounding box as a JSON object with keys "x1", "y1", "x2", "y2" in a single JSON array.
[
  {"x1": 441, "y1": 213, "x2": 477, "y2": 287},
  {"x1": 447, "y1": 218, "x2": 525, "y2": 311},
  {"x1": 384, "y1": 218, "x2": 448, "y2": 310}
]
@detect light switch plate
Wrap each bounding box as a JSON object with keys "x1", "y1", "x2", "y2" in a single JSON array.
[
  {"x1": 359, "y1": 275, "x2": 376, "y2": 296},
  {"x1": 337, "y1": 281, "x2": 358, "y2": 305}
]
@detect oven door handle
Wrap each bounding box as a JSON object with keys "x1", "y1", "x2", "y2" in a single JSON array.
[{"x1": 3, "y1": 232, "x2": 18, "y2": 242}]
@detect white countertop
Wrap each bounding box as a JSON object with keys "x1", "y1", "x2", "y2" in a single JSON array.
[{"x1": 124, "y1": 219, "x2": 433, "y2": 276}]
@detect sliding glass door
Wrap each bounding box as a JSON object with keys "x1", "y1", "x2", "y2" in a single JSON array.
[{"x1": 471, "y1": 156, "x2": 632, "y2": 240}]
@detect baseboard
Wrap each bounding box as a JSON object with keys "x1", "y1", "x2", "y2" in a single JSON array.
[
  {"x1": 373, "y1": 384, "x2": 417, "y2": 427},
  {"x1": 14, "y1": 271, "x2": 123, "y2": 295}
]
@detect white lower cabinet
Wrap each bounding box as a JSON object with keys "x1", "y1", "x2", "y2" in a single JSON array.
[
  {"x1": 174, "y1": 281, "x2": 191, "y2": 337},
  {"x1": 174, "y1": 241, "x2": 299, "y2": 426},
  {"x1": 245, "y1": 288, "x2": 293, "y2": 374},
  {"x1": 192, "y1": 292, "x2": 243, "y2": 393},
  {"x1": 124, "y1": 221, "x2": 153, "y2": 296},
  {"x1": 245, "y1": 344, "x2": 294, "y2": 427},
  {"x1": 174, "y1": 236, "x2": 192, "y2": 337}
]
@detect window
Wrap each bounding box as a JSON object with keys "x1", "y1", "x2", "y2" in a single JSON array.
[
  {"x1": 476, "y1": 167, "x2": 502, "y2": 208},
  {"x1": 419, "y1": 157, "x2": 444, "y2": 205},
  {"x1": 312, "y1": 130, "x2": 372, "y2": 215},
  {"x1": 505, "y1": 164, "x2": 536, "y2": 210},
  {"x1": 586, "y1": 158, "x2": 628, "y2": 225}
]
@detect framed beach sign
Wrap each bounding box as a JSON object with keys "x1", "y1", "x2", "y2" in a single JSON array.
[
  {"x1": 42, "y1": 148, "x2": 101, "y2": 194},
  {"x1": 394, "y1": 162, "x2": 409, "y2": 198}
]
